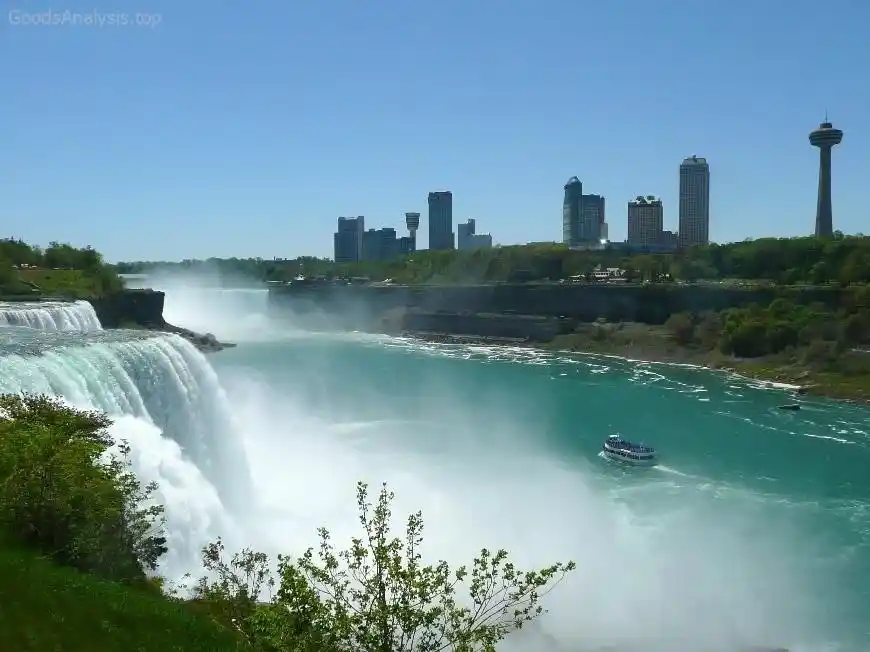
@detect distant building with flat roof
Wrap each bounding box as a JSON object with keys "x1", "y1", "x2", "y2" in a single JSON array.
[
  {"x1": 428, "y1": 191, "x2": 454, "y2": 251},
  {"x1": 627, "y1": 196, "x2": 663, "y2": 248},
  {"x1": 678, "y1": 156, "x2": 710, "y2": 247},
  {"x1": 334, "y1": 216, "x2": 364, "y2": 263},
  {"x1": 457, "y1": 219, "x2": 492, "y2": 251}
]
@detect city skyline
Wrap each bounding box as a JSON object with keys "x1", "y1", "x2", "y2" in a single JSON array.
[
  {"x1": 5, "y1": 2, "x2": 865, "y2": 261},
  {"x1": 337, "y1": 117, "x2": 847, "y2": 264},
  {"x1": 332, "y1": 191, "x2": 495, "y2": 263},
  {"x1": 563, "y1": 154, "x2": 709, "y2": 254}
]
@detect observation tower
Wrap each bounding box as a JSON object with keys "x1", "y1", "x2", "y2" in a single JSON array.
[
  {"x1": 404, "y1": 212, "x2": 420, "y2": 242},
  {"x1": 809, "y1": 118, "x2": 843, "y2": 237}
]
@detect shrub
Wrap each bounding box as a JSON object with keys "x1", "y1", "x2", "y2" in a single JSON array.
[
  {"x1": 664, "y1": 311, "x2": 695, "y2": 345},
  {"x1": 195, "y1": 481, "x2": 575, "y2": 652},
  {"x1": 0, "y1": 395, "x2": 167, "y2": 582}
]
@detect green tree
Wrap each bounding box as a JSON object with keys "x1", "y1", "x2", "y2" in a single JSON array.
[
  {"x1": 0, "y1": 255, "x2": 16, "y2": 286},
  {"x1": 0, "y1": 395, "x2": 167, "y2": 582},
  {"x1": 664, "y1": 311, "x2": 695, "y2": 345},
  {"x1": 843, "y1": 313, "x2": 870, "y2": 345},
  {"x1": 196, "y1": 482, "x2": 575, "y2": 652}
]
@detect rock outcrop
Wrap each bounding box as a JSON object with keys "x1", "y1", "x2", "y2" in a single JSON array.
[
  {"x1": 88, "y1": 290, "x2": 235, "y2": 354},
  {"x1": 160, "y1": 323, "x2": 237, "y2": 353}
]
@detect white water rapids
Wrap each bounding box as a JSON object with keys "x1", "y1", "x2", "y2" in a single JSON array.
[{"x1": 0, "y1": 299, "x2": 103, "y2": 331}]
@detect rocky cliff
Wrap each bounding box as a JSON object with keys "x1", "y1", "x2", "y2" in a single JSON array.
[
  {"x1": 269, "y1": 282, "x2": 842, "y2": 325},
  {"x1": 89, "y1": 289, "x2": 166, "y2": 328},
  {"x1": 88, "y1": 289, "x2": 234, "y2": 353},
  {"x1": 267, "y1": 282, "x2": 843, "y2": 342}
]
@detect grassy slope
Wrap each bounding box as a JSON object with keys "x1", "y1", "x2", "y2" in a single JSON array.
[
  {"x1": 0, "y1": 546, "x2": 246, "y2": 652},
  {"x1": 16, "y1": 268, "x2": 104, "y2": 297}
]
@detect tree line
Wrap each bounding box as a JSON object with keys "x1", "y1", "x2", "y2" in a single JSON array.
[
  {"x1": 0, "y1": 238, "x2": 107, "y2": 271},
  {"x1": 0, "y1": 238, "x2": 123, "y2": 297},
  {"x1": 115, "y1": 234, "x2": 870, "y2": 286}
]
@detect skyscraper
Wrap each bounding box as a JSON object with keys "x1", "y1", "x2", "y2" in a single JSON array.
[
  {"x1": 333, "y1": 216, "x2": 364, "y2": 263},
  {"x1": 809, "y1": 119, "x2": 844, "y2": 237},
  {"x1": 628, "y1": 196, "x2": 664, "y2": 247},
  {"x1": 580, "y1": 194, "x2": 605, "y2": 243},
  {"x1": 562, "y1": 177, "x2": 583, "y2": 246},
  {"x1": 678, "y1": 156, "x2": 710, "y2": 248},
  {"x1": 428, "y1": 191, "x2": 454, "y2": 251}
]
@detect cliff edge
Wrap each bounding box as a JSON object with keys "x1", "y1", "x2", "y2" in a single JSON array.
[{"x1": 88, "y1": 289, "x2": 235, "y2": 353}]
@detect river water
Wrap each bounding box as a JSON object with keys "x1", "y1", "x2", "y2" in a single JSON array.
[{"x1": 0, "y1": 286, "x2": 868, "y2": 652}]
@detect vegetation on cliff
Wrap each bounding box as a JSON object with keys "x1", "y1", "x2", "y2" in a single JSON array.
[
  {"x1": 548, "y1": 286, "x2": 870, "y2": 401},
  {"x1": 0, "y1": 238, "x2": 122, "y2": 298},
  {"x1": 0, "y1": 395, "x2": 573, "y2": 651},
  {"x1": 0, "y1": 395, "x2": 236, "y2": 651},
  {"x1": 115, "y1": 233, "x2": 870, "y2": 286}
]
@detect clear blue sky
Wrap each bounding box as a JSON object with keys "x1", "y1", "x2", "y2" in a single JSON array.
[{"x1": 2, "y1": 0, "x2": 868, "y2": 262}]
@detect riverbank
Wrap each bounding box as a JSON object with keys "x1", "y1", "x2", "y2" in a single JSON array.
[{"x1": 403, "y1": 323, "x2": 870, "y2": 404}]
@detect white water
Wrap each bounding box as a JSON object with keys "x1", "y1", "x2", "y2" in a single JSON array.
[
  {"x1": 0, "y1": 330, "x2": 249, "y2": 577},
  {"x1": 0, "y1": 280, "x2": 845, "y2": 651},
  {"x1": 123, "y1": 272, "x2": 277, "y2": 341},
  {"x1": 0, "y1": 300, "x2": 103, "y2": 331}
]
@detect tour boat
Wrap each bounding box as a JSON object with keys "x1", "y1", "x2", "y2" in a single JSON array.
[{"x1": 602, "y1": 434, "x2": 657, "y2": 465}]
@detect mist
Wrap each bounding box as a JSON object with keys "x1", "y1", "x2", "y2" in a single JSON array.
[{"x1": 127, "y1": 271, "x2": 839, "y2": 651}]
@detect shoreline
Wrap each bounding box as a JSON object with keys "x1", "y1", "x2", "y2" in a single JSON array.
[{"x1": 399, "y1": 331, "x2": 866, "y2": 405}]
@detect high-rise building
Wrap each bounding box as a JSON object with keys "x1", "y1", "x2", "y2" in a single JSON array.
[
  {"x1": 580, "y1": 194, "x2": 605, "y2": 243},
  {"x1": 562, "y1": 177, "x2": 583, "y2": 246},
  {"x1": 428, "y1": 191, "x2": 454, "y2": 251},
  {"x1": 457, "y1": 219, "x2": 475, "y2": 250},
  {"x1": 628, "y1": 196, "x2": 664, "y2": 247},
  {"x1": 457, "y1": 218, "x2": 492, "y2": 251},
  {"x1": 563, "y1": 178, "x2": 607, "y2": 247},
  {"x1": 809, "y1": 119, "x2": 844, "y2": 237},
  {"x1": 333, "y1": 216, "x2": 364, "y2": 263},
  {"x1": 362, "y1": 227, "x2": 400, "y2": 261},
  {"x1": 678, "y1": 156, "x2": 710, "y2": 248}
]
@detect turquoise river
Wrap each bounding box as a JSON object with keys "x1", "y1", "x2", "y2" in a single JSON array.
[{"x1": 0, "y1": 284, "x2": 868, "y2": 652}]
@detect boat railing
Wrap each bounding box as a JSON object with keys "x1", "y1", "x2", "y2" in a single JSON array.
[{"x1": 605, "y1": 439, "x2": 655, "y2": 453}]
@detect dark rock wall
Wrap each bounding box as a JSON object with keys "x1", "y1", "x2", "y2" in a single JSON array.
[
  {"x1": 268, "y1": 283, "x2": 842, "y2": 326},
  {"x1": 88, "y1": 289, "x2": 166, "y2": 329},
  {"x1": 400, "y1": 311, "x2": 571, "y2": 341}
]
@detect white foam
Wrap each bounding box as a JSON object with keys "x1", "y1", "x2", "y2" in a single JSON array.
[{"x1": 0, "y1": 300, "x2": 103, "y2": 331}]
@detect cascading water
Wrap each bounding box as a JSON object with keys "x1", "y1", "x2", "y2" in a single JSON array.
[
  {"x1": 0, "y1": 328, "x2": 250, "y2": 579},
  {"x1": 0, "y1": 300, "x2": 104, "y2": 331}
]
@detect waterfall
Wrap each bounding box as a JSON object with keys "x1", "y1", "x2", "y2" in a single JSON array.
[
  {"x1": 0, "y1": 330, "x2": 250, "y2": 578},
  {"x1": 0, "y1": 300, "x2": 103, "y2": 331}
]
